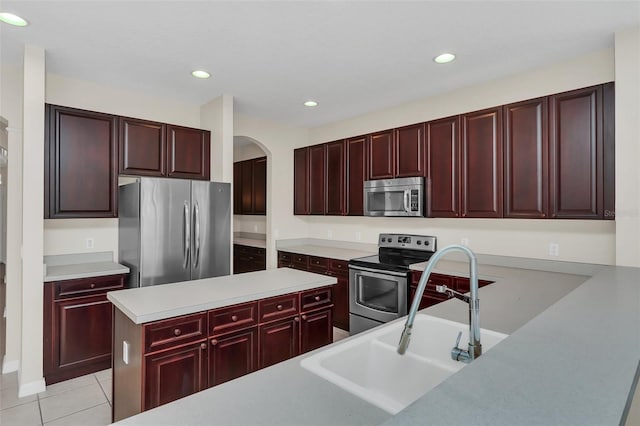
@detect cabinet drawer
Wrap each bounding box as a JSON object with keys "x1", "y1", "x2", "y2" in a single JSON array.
[
  {"x1": 259, "y1": 293, "x2": 299, "y2": 323},
  {"x1": 144, "y1": 312, "x2": 207, "y2": 353},
  {"x1": 329, "y1": 259, "x2": 348, "y2": 276},
  {"x1": 300, "y1": 287, "x2": 332, "y2": 312},
  {"x1": 307, "y1": 256, "x2": 328, "y2": 273},
  {"x1": 291, "y1": 254, "x2": 309, "y2": 269},
  {"x1": 54, "y1": 274, "x2": 125, "y2": 300},
  {"x1": 209, "y1": 302, "x2": 258, "y2": 337}
]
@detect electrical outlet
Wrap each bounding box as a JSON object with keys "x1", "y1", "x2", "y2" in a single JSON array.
[
  {"x1": 549, "y1": 243, "x2": 559, "y2": 256},
  {"x1": 461, "y1": 237, "x2": 469, "y2": 246},
  {"x1": 253, "y1": 224, "x2": 258, "y2": 232},
  {"x1": 327, "y1": 229, "x2": 333, "y2": 239},
  {"x1": 355, "y1": 231, "x2": 362, "y2": 241},
  {"x1": 85, "y1": 238, "x2": 94, "y2": 249}
]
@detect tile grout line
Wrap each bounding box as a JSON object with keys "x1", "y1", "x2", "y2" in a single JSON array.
[
  {"x1": 95, "y1": 374, "x2": 112, "y2": 407},
  {"x1": 42, "y1": 402, "x2": 107, "y2": 425},
  {"x1": 36, "y1": 393, "x2": 44, "y2": 426}
]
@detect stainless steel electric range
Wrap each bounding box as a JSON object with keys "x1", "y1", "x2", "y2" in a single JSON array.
[{"x1": 348, "y1": 233, "x2": 437, "y2": 334}]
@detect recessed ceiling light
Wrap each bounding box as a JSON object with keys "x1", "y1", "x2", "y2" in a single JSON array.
[
  {"x1": 304, "y1": 100, "x2": 318, "y2": 107},
  {"x1": 191, "y1": 70, "x2": 210, "y2": 79},
  {"x1": 434, "y1": 53, "x2": 456, "y2": 64},
  {"x1": 0, "y1": 12, "x2": 29, "y2": 26}
]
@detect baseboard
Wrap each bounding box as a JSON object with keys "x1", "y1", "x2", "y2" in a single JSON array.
[
  {"x1": 2, "y1": 358, "x2": 19, "y2": 374},
  {"x1": 19, "y1": 377, "x2": 46, "y2": 397}
]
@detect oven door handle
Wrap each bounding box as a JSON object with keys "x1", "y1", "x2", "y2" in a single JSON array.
[{"x1": 349, "y1": 265, "x2": 409, "y2": 278}]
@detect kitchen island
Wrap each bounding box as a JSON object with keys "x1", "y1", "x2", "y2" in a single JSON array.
[
  {"x1": 108, "y1": 268, "x2": 336, "y2": 421},
  {"x1": 111, "y1": 258, "x2": 640, "y2": 426}
]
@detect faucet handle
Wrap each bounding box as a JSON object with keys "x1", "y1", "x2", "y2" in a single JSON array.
[{"x1": 454, "y1": 331, "x2": 463, "y2": 349}]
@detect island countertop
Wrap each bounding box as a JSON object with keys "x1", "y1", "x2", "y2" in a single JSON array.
[{"x1": 107, "y1": 268, "x2": 336, "y2": 324}]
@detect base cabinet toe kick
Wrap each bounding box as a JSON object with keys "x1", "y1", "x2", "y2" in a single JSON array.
[{"x1": 112, "y1": 286, "x2": 333, "y2": 422}]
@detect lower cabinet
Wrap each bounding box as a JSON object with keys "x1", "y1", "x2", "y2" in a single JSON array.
[
  {"x1": 113, "y1": 286, "x2": 333, "y2": 422},
  {"x1": 409, "y1": 271, "x2": 494, "y2": 309},
  {"x1": 233, "y1": 244, "x2": 266, "y2": 274},
  {"x1": 43, "y1": 274, "x2": 126, "y2": 385}
]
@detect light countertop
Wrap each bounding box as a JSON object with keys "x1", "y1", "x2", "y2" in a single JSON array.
[
  {"x1": 276, "y1": 238, "x2": 376, "y2": 261},
  {"x1": 107, "y1": 268, "x2": 336, "y2": 324},
  {"x1": 234, "y1": 232, "x2": 267, "y2": 248},
  {"x1": 44, "y1": 252, "x2": 129, "y2": 282},
  {"x1": 113, "y1": 256, "x2": 639, "y2": 425}
]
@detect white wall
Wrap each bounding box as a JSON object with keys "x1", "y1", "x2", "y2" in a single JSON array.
[
  {"x1": 201, "y1": 94, "x2": 234, "y2": 183},
  {"x1": 303, "y1": 48, "x2": 618, "y2": 265},
  {"x1": 43, "y1": 73, "x2": 203, "y2": 258},
  {"x1": 614, "y1": 26, "x2": 640, "y2": 267},
  {"x1": 234, "y1": 114, "x2": 309, "y2": 267}
]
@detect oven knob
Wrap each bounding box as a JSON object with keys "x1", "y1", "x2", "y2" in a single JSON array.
[
  {"x1": 381, "y1": 237, "x2": 386, "y2": 243},
  {"x1": 425, "y1": 241, "x2": 430, "y2": 246},
  {"x1": 416, "y1": 240, "x2": 422, "y2": 245}
]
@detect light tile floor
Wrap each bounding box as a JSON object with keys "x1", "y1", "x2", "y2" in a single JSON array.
[
  {"x1": 0, "y1": 328, "x2": 350, "y2": 426},
  {"x1": 0, "y1": 369, "x2": 112, "y2": 426}
]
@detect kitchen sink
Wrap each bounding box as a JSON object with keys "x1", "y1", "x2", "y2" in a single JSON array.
[{"x1": 300, "y1": 314, "x2": 508, "y2": 414}]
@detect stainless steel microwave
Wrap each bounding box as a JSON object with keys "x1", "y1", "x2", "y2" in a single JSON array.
[{"x1": 363, "y1": 177, "x2": 426, "y2": 217}]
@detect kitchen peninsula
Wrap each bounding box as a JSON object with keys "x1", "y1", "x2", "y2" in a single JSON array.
[{"x1": 107, "y1": 268, "x2": 336, "y2": 421}]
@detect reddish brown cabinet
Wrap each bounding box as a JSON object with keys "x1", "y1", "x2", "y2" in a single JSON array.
[
  {"x1": 461, "y1": 107, "x2": 504, "y2": 218},
  {"x1": 166, "y1": 125, "x2": 210, "y2": 181},
  {"x1": 426, "y1": 116, "x2": 461, "y2": 218},
  {"x1": 300, "y1": 308, "x2": 333, "y2": 354},
  {"x1": 504, "y1": 98, "x2": 549, "y2": 218},
  {"x1": 240, "y1": 160, "x2": 254, "y2": 213},
  {"x1": 326, "y1": 140, "x2": 346, "y2": 215},
  {"x1": 119, "y1": 117, "x2": 166, "y2": 177},
  {"x1": 409, "y1": 271, "x2": 494, "y2": 310},
  {"x1": 309, "y1": 144, "x2": 327, "y2": 215},
  {"x1": 346, "y1": 136, "x2": 368, "y2": 215},
  {"x1": 395, "y1": 123, "x2": 425, "y2": 177},
  {"x1": 369, "y1": 130, "x2": 395, "y2": 179},
  {"x1": 253, "y1": 157, "x2": 267, "y2": 214},
  {"x1": 233, "y1": 162, "x2": 242, "y2": 214},
  {"x1": 233, "y1": 244, "x2": 266, "y2": 274},
  {"x1": 259, "y1": 317, "x2": 300, "y2": 369},
  {"x1": 293, "y1": 147, "x2": 310, "y2": 215},
  {"x1": 45, "y1": 104, "x2": 118, "y2": 218},
  {"x1": 549, "y1": 85, "x2": 603, "y2": 219},
  {"x1": 209, "y1": 328, "x2": 258, "y2": 387},
  {"x1": 233, "y1": 156, "x2": 267, "y2": 215},
  {"x1": 43, "y1": 274, "x2": 125, "y2": 384}
]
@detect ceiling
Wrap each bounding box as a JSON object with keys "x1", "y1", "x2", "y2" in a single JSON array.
[{"x1": 1, "y1": 1, "x2": 639, "y2": 129}]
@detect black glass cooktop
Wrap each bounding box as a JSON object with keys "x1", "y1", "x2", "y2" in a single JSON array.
[{"x1": 350, "y1": 248, "x2": 435, "y2": 273}]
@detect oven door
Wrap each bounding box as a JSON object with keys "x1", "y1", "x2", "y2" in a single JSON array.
[{"x1": 349, "y1": 265, "x2": 408, "y2": 324}]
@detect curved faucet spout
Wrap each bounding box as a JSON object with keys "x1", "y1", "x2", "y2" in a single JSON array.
[{"x1": 397, "y1": 244, "x2": 482, "y2": 363}]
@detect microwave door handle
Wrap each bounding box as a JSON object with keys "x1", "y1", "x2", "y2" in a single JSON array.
[{"x1": 403, "y1": 189, "x2": 411, "y2": 212}]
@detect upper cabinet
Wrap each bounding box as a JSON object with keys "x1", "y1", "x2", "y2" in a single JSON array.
[
  {"x1": 503, "y1": 98, "x2": 548, "y2": 218},
  {"x1": 426, "y1": 116, "x2": 460, "y2": 218},
  {"x1": 45, "y1": 105, "x2": 118, "y2": 219},
  {"x1": 119, "y1": 117, "x2": 166, "y2": 177},
  {"x1": 346, "y1": 136, "x2": 368, "y2": 216},
  {"x1": 395, "y1": 123, "x2": 425, "y2": 178},
  {"x1": 461, "y1": 107, "x2": 503, "y2": 218},
  {"x1": 368, "y1": 130, "x2": 395, "y2": 179},
  {"x1": 293, "y1": 147, "x2": 310, "y2": 215},
  {"x1": 166, "y1": 125, "x2": 210, "y2": 181},
  {"x1": 233, "y1": 156, "x2": 267, "y2": 215},
  {"x1": 325, "y1": 140, "x2": 346, "y2": 215},
  {"x1": 308, "y1": 144, "x2": 326, "y2": 215}
]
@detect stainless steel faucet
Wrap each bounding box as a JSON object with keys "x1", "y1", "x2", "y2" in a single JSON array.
[{"x1": 397, "y1": 244, "x2": 481, "y2": 363}]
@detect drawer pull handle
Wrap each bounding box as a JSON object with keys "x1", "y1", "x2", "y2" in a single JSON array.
[
  {"x1": 211, "y1": 339, "x2": 218, "y2": 346},
  {"x1": 200, "y1": 343, "x2": 207, "y2": 350},
  {"x1": 276, "y1": 304, "x2": 284, "y2": 311},
  {"x1": 294, "y1": 317, "x2": 300, "y2": 322},
  {"x1": 231, "y1": 315, "x2": 238, "y2": 322},
  {"x1": 173, "y1": 328, "x2": 182, "y2": 336},
  {"x1": 314, "y1": 296, "x2": 321, "y2": 302},
  {"x1": 90, "y1": 283, "x2": 96, "y2": 289}
]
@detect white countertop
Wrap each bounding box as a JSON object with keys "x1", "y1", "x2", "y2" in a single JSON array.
[
  {"x1": 277, "y1": 243, "x2": 375, "y2": 261},
  {"x1": 234, "y1": 238, "x2": 266, "y2": 248},
  {"x1": 43, "y1": 252, "x2": 129, "y2": 282},
  {"x1": 107, "y1": 268, "x2": 336, "y2": 324},
  {"x1": 113, "y1": 255, "x2": 640, "y2": 426}
]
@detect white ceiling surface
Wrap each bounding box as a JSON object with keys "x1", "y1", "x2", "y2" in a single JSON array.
[{"x1": 1, "y1": 1, "x2": 639, "y2": 128}]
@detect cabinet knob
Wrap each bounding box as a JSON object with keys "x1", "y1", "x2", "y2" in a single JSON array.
[
  {"x1": 301, "y1": 315, "x2": 307, "y2": 320},
  {"x1": 294, "y1": 317, "x2": 300, "y2": 322},
  {"x1": 200, "y1": 343, "x2": 207, "y2": 350},
  {"x1": 173, "y1": 328, "x2": 182, "y2": 336},
  {"x1": 276, "y1": 304, "x2": 284, "y2": 311},
  {"x1": 90, "y1": 283, "x2": 96, "y2": 289},
  {"x1": 211, "y1": 339, "x2": 218, "y2": 346},
  {"x1": 231, "y1": 315, "x2": 238, "y2": 322},
  {"x1": 314, "y1": 296, "x2": 321, "y2": 302}
]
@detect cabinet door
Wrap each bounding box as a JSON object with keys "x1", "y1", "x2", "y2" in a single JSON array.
[
  {"x1": 329, "y1": 262, "x2": 349, "y2": 331},
  {"x1": 46, "y1": 295, "x2": 113, "y2": 383},
  {"x1": 309, "y1": 144, "x2": 326, "y2": 215},
  {"x1": 549, "y1": 85, "x2": 603, "y2": 219},
  {"x1": 346, "y1": 136, "x2": 368, "y2": 215},
  {"x1": 426, "y1": 116, "x2": 461, "y2": 218},
  {"x1": 369, "y1": 130, "x2": 395, "y2": 179},
  {"x1": 253, "y1": 157, "x2": 267, "y2": 215},
  {"x1": 602, "y1": 82, "x2": 615, "y2": 220},
  {"x1": 259, "y1": 317, "x2": 299, "y2": 369},
  {"x1": 461, "y1": 107, "x2": 503, "y2": 218},
  {"x1": 233, "y1": 162, "x2": 242, "y2": 214},
  {"x1": 395, "y1": 123, "x2": 425, "y2": 177},
  {"x1": 240, "y1": 160, "x2": 254, "y2": 213},
  {"x1": 326, "y1": 141, "x2": 345, "y2": 215},
  {"x1": 144, "y1": 340, "x2": 208, "y2": 410},
  {"x1": 119, "y1": 117, "x2": 166, "y2": 177},
  {"x1": 209, "y1": 328, "x2": 258, "y2": 387},
  {"x1": 293, "y1": 147, "x2": 309, "y2": 215},
  {"x1": 166, "y1": 125, "x2": 210, "y2": 180},
  {"x1": 504, "y1": 98, "x2": 549, "y2": 218},
  {"x1": 45, "y1": 104, "x2": 118, "y2": 218},
  {"x1": 300, "y1": 308, "x2": 333, "y2": 354}
]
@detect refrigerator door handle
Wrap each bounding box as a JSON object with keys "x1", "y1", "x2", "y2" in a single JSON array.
[
  {"x1": 193, "y1": 201, "x2": 200, "y2": 268},
  {"x1": 183, "y1": 202, "x2": 190, "y2": 269}
]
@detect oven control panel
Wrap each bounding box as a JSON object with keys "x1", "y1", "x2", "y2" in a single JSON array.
[{"x1": 378, "y1": 234, "x2": 437, "y2": 251}]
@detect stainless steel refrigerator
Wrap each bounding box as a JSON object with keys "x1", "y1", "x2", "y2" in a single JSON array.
[{"x1": 118, "y1": 177, "x2": 231, "y2": 287}]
